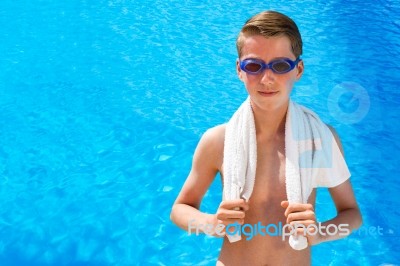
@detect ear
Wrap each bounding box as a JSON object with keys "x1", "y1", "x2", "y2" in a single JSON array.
[
  {"x1": 236, "y1": 59, "x2": 244, "y2": 81},
  {"x1": 296, "y1": 59, "x2": 304, "y2": 80}
]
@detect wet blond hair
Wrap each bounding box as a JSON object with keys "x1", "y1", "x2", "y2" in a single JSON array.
[{"x1": 236, "y1": 11, "x2": 303, "y2": 58}]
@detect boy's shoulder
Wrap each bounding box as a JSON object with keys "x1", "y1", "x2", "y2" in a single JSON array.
[
  {"x1": 197, "y1": 124, "x2": 226, "y2": 154},
  {"x1": 203, "y1": 123, "x2": 226, "y2": 139}
]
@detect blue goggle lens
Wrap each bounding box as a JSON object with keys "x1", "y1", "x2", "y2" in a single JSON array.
[{"x1": 240, "y1": 58, "x2": 300, "y2": 74}]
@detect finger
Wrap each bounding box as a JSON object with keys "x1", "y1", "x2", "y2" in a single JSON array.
[
  {"x1": 284, "y1": 222, "x2": 317, "y2": 237},
  {"x1": 293, "y1": 226, "x2": 317, "y2": 236},
  {"x1": 288, "y1": 203, "x2": 314, "y2": 212},
  {"x1": 289, "y1": 220, "x2": 317, "y2": 228},
  {"x1": 287, "y1": 211, "x2": 316, "y2": 224},
  {"x1": 220, "y1": 199, "x2": 245, "y2": 208},
  {"x1": 220, "y1": 199, "x2": 249, "y2": 211},
  {"x1": 217, "y1": 209, "x2": 246, "y2": 220},
  {"x1": 219, "y1": 218, "x2": 245, "y2": 226},
  {"x1": 241, "y1": 201, "x2": 250, "y2": 211},
  {"x1": 284, "y1": 203, "x2": 314, "y2": 217},
  {"x1": 233, "y1": 202, "x2": 250, "y2": 212},
  {"x1": 281, "y1": 200, "x2": 289, "y2": 208}
]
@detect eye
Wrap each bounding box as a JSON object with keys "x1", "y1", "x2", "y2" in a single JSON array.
[
  {"x1": 244, "y1": 62, "x2": 262, "y2": 72},
  {"x1": 272, "y1": 61, "x2": 291, "y2": 72}
]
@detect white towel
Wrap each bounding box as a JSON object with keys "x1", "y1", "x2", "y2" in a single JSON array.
[{"x1": 223, "y1": 97, "x2": 350, "y2": 249}]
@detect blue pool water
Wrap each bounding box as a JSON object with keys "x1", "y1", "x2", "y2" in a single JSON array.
[{"x1": 1, "y1": 0, "x2": 399, "y2": 265}]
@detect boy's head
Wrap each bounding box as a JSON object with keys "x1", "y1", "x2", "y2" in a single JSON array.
[{"x1": 236, "y1": 11, "x2": 303, "y2": 59}]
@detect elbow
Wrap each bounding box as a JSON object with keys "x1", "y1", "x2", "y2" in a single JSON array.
[
  {"x1": 349, "y1": 207, "x2": 363, "y2": 231},
  {"x1": 170, "y1": 202, "x2": 184, "y2": 225},
  {"x1": 355, "y1": 208, "x2": 363, "y2": 230},
  {"x1": 170, "y1": 204, "x2": 177, "y2": 224},
  {"x1": 339, "y1": 206, "x2": 363, "y2": 232}
]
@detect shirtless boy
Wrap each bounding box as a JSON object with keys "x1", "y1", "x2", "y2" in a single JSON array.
[{"x1": 170, "y1": 10, "x2": 362, "y2": 265}]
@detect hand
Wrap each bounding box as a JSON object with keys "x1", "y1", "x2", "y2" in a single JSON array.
[
  {"x1": 281, "y1": 200, "x2": 321, "y2": 246},
  {"x1": 208, "y1": 199, "x2": 249, "y2": 237}
]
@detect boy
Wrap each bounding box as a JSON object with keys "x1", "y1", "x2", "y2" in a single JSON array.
[{"x1": 170, "y1": 10, "x2": 362, "y2": 265}]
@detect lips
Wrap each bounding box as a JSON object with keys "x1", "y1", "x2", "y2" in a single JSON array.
[{"x1": 258, "y1": 91, "x2": 279, "y2": 97}]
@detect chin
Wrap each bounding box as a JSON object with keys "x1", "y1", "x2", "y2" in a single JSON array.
[{"x1": 250, "y1": 96, "x2": 289, "y2": 112}]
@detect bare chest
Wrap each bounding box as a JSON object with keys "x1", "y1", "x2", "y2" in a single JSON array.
[
  {"x1": 244, "y1": 139, "x2": 288, "y2": 223},
  {"x1": 252, "y1": 140, "x2": 286, "y2": 195}
]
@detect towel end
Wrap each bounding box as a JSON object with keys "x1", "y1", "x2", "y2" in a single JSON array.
[
  {"x1": 227, "y1": 233, "x2": 242, "y2": 243},
  {"x1": 289, "y1": 235, "x2": 308, "y2": 250}
]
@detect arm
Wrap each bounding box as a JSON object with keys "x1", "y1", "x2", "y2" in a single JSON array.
[
  {"x1": 282, "y1": 125, "x2": 362, "y2": 245},
  {"x1": 170, "y1": 125, "x2": 248, "y2": 235},
  {"x1": 317, "y1": 126, "x2": 362, "y2": 243},
  {"x1": 314, "y1": 180, "x2": 362, "y2": 244}
]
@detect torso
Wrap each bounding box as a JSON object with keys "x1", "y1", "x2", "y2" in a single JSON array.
[{"x1": 216, "y1": 124, "x2": 316, "y2": 266}]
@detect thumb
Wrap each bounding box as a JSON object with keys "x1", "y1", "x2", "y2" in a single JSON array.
[{"x1": 281, "y1": 200, "x2": 289, "y2": 208}]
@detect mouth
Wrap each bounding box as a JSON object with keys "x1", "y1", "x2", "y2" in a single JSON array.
[{"x1": 258, "y1": 91, "x2": 279, "y2": 97}]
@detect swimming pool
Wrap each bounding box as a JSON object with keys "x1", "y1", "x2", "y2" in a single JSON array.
[{"x1": 1, "y1": 0, "x2": 399, "y2": 265}]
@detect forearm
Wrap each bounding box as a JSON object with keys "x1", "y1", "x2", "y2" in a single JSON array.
[
  {"x1": 316, "y1": 207, "x2": 362, "y2": 244},
  {"x1": 170, "y1": 203, "x2": 215, "y2": 233}
]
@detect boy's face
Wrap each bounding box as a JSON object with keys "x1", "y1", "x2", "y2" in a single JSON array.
[{"x1": 236, "y1": 35, "x2": 304, "y2": 111}]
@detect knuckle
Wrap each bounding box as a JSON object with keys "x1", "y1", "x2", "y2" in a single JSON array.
[
  {"x1": 216, "y1": 211, "x2": 224, "y2": 220},
  {"x1": 222, "y1": 221, "x2": 229, "y2": 226}
]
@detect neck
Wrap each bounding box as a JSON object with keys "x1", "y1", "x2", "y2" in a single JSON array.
[{"x1": 251, "y1": 100, "x2": 289, "y2": 140}]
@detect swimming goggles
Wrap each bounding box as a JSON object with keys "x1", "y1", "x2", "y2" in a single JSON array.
[{"x1": 239, "y1": 57, "x2": 301, "y2": 75}]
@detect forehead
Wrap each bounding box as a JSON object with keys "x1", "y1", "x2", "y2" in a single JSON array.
[{"x1": 240, "y1": 35, "x2": 295, "y2": 60}]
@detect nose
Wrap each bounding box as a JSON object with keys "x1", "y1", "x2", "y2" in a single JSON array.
[{"x1": 260, "y1": 68, "x2": 275, "y2": 84}]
